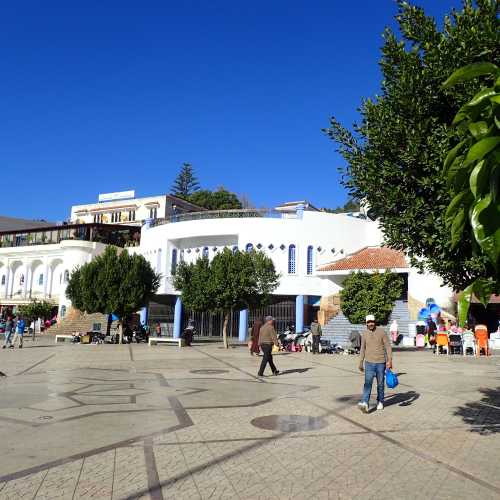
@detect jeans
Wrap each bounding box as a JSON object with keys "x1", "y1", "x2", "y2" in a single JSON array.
[
  {"x1": 361, "y1": 362, "x2": 386, "y2": 404},
  {"x1": 3, "y1": 330, "x2": 13, "y2": 347},
  {"x1": 258, "y1": 343, "x2": 278, "y2": 375},
  {"x1": 312, "y1": 335, "x2": 320, "y2": 353}
]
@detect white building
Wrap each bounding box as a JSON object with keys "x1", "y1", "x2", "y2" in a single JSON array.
[
  {"x1": 0, "y1": 223, "x2": 138, "y2": 319},
  {"x1": 0, "y1": 199, "x2": 455, "y2": 339},
  {"x1": 70, "y1": 191, "x2": 203, "y2": 226},
  {"x1": 136, "y1": 202, "x2": 454, "y2": 339}
]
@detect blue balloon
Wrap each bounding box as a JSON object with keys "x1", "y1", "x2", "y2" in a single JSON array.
[
  {"x1": 429, "y1": 303, "x2": 441, "y2": 315},
  {"x1": 418, "y1": 307, "x2": 431, "y2": 320}
]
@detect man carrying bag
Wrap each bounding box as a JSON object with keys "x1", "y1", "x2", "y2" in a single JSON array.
[{"x1": 358, "y1": 315, "x2": 392, "y2": 413}]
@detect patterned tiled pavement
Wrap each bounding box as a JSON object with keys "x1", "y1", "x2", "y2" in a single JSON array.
[{"x1": 1, "y1": 339, "x2": 500, "y2": 499}]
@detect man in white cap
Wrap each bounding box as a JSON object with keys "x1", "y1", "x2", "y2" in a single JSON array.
[{"x1": 358, "y1": 314, "x2": 392, "y2": 413}]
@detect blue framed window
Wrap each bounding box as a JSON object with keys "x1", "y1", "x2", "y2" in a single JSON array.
[
  {"x1": 245, "y1": 243, "x2": 254, "y2": 252},
  {"x1": 171, "y1": 249, "x2": 178, "y2": 274},
  {"x1": 288, "y1": 245, "x2": 296, "y2": 274},
  {"x1": 38, "y1": 273, "x2": 44, "y2": 285},
  {"x1": 202, "y1": 247, "x2": 209, "y2": 258},
  {"x1": 307, "y1": 245, "x2": 314, "y2": 275}
]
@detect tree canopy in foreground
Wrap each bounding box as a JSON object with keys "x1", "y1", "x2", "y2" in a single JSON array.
[{"x1": 324, "y1": 0, "x2": 499, "y2": 292}]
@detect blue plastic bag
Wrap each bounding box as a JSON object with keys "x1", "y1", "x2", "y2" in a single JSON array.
[{"x1": 385, "y1": 369, "x2": 399, "y2": 389}]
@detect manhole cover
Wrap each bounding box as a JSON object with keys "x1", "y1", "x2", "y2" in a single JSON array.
[
  {"x1": 37, "y1": 415, "x2": 54, "y2": 421},
  {"x1": 190, "y1": 369, "x2": 229, "y2": 375},
  {"x1": 251, "y1": 415, "x2": 328, "y2": 432}
]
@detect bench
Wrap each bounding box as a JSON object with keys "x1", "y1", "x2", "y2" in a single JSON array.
[
  {"x1": 55, "y1": 335, "x2": 74, "y2": 343},
  {"x1": 148, "y1": 337, "x2": 185, "y2": 347}
]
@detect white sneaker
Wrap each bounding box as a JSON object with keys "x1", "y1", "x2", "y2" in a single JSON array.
[
  {"x1": 358, "y1": 402, "x2": 369, "y2": 414},
  {"x1": 377, "y1": 402, "x2": 384, "y2": 411}
]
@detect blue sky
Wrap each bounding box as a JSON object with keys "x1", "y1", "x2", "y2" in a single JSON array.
[{"x1": 1, "y1": 1, "x2": 460, "y2": 221}]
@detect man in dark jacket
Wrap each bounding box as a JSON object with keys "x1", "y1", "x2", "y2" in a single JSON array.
[
  {"x1": 257, "y1": 316, "x2": 280, "y2": 377},
  {"x1": 310, "y1": 317, "x2": 322, "y2": 354},
  {"x1": 2, "y1": 316, "x2": 14, "y2": 349}
]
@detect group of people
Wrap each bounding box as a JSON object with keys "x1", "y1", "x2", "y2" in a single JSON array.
[
  {"x1": 248, "y1": 313, "x2": 393, "y2": 412},
  {"x1": 2, "y1": 315, "x2": 26, "y2": 349}
]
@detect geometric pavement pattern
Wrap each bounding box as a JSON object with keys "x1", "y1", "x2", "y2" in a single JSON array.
[{"x1": 1, "y1": 340, "x2": 500, "y2": 499}]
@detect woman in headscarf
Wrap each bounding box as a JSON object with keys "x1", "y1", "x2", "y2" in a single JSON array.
[{"x1": 249, "y1": 319, "x2": 262, "y2": 355}]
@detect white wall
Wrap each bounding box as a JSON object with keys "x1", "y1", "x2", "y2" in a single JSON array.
[
  {"x1": 408, "y1": 268, "x2": 454, "y2": 310},
  {"x1": 138, "y1": 211, "x2": 384, "y2": 297},
  {"x1": 0, "y1": 240, "x2": 108, "y2": 316}
]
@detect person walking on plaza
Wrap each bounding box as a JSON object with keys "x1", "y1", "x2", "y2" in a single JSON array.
[
  {"x1": 257, "y1": 316, "x2": 280, "y2": 377},
  {"x1": 2, "y1": 316, "x2": 14, "y2": 349},
  {"x1": 248, "y1": 319, "x2": 262, "y2": 356},
  {"x1": 310, "y1": 316, "x2": 322, "y2": 354},
  {"x1": 358, "y1": 314, "x2": 392, "y2": 413},
  {"x1": 12, "y1": 316, "x2": 25, "y2": 349}
]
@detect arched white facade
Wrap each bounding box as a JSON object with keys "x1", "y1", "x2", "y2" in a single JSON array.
[{"x1": 138, "y1": 210, "x2": 384, "y2": 298}]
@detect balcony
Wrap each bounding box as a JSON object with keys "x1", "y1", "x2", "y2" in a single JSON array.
[
  {"x1": 0, "y1": 223, "x2": 141, "y2": 249},
  {"x1": 150, "y1": 208, "x2": 289, "y2": 227}
]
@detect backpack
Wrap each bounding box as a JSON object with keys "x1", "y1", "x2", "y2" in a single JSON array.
[{"x1": 385, "y1": 369, "x2": 399, "y2": 389}]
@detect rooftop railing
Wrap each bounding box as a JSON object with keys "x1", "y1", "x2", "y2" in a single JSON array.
[
  {"x1": 150, "y1": 208, "x2": 289, "y2": 227},
  {"x1": 0, "y1": 223, "x2": 141, "y2": 249}
]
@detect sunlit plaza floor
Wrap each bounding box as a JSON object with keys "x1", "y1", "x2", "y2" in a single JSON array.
[{"x1": 1, "y1": 337, "x2": 500, "y2": 499}]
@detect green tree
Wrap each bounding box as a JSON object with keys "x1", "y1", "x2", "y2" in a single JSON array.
[
  {"x1": 188, "y1": 187, "x2": 243, "y2": 210},
  {"x1": 66, "y1": 247, "x2": 160, "y2": 340},
  {"x1": 340, "y1": 271, "x2": 404, "y2": 325},
  {"x1": 171, "y1": 163, "x2": 200, "y2": 197},
  {"x1": 173, "y1": 248, "x2": 279, "y2": 348},
  {"x1": 324, "y1": 0, "x2": 499, "y2": 291},
  {"x1": 441, "y1": 62, "x2": 500, "y2": 324},
  {"x1": 322, "y1": 197, "x2": 360, "y2": 214},
  {"x1": 18, "y1": 299, "x2": 54, "y2": 326}
]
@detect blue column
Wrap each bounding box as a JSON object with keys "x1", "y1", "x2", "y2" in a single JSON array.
[
  {"x1": 296, "y1": 295, "x2": 305, "y2": 333},
  {"x1": 238, "y1": 309, "x2": 248, "y2": 342},
  {"x1": 174, "y1": 296, "x2": 182, "y2": 338},
  {"x1": 139, "y1": 306, "x2": 148, "y2": 326}
]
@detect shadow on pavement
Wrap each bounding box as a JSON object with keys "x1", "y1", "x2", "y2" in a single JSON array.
[
  {"x1": 454, "y1": 387, "x2": 500, "y2": 435},
  {"x1": 279, "y1": 367, "x2": 314, "y2": 375},
  {"x1": 384, "y1": 391, "x2": 420, "y2": 407}
]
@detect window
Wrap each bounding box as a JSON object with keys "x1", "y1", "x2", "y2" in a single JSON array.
[
  {"x1": 180, "y1": 250, "x2": 184, "y2": 262},
  {"x1": 1, "y1": 275, "x2": 5, "y2": 285},
  {"x1": 60, "y1": 305, "x2": 67, "y2": 318},
  {"x1": 111, "y1": 211, "x2": 122, "y2": 223},
  {"x1": 93, "y1": 213, "x2": 103, "y2": 223},
  {"x1": 171, "y1": 249, "x2": 177, "y2": 274},
  {"x1": 307, "y1": 245, "x2": 314, "y2": 275},
  {"x1": 245, "y1": 243, "x2": 254, "y2": 252},
  {"x1": 128, "y1": 210, "x2": 136, "y2": 221},
  {"x1": 202, "y1": 247, "x2": 209, "y2": 258},
  {"x1": 64, "y1": 270, "x2": 70, "y2": 283},
  {"x1": 19, "y1": 274, "x2": 25, "y2": 285},
  {"x1": 288, "y1": 245, "x2": 296, "y2": 274},
  {"x1": 149, "y1": 207, "x2": 158, "y2": 219},
  {"x1": 38, "y1": 273, "x2": 44, "y2": 285}
]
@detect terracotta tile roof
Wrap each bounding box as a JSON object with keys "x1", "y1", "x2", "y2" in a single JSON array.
[{"x1": 317, "y1": 246, "x2": 408, "y2": 272}]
